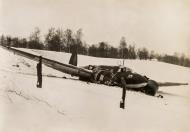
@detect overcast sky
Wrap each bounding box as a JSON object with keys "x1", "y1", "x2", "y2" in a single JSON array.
[{"x1": 1, "y1": 0, "x2": 190, "y2": 56}]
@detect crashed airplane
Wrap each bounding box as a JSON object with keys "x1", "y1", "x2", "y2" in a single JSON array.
[{"x1": 3, "y1": 46, "x2": 188, "y2": 97}]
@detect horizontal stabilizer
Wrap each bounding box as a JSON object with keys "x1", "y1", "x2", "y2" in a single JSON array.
[{"x1": 158, "y1": 82, "x2": 188, "y2": 87}]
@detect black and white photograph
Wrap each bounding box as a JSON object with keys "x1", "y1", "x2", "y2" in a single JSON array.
[{"x1": 0, "y1": 0, "x2": 190, "y2": 131}]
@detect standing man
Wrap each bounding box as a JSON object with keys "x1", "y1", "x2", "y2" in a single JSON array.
[
  {"x1": 111, "y1": 67, "x2": 130, "y2": 109},
  {"x1": 36, "y1": 56, "x2": 42, "y2": 88},
  {"x1": 120, "y1": 76, "x2": 127, "y2": 109}
]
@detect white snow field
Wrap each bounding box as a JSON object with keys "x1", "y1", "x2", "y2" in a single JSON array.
[{"x1": 0, "y1": 47, "x2": 190, "y2": 132}]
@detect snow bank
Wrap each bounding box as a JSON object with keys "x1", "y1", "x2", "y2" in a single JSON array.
[{"x1": 0, "y1": 47, "x2": 190, "y2": 132}]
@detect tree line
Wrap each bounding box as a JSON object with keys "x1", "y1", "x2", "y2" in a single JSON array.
[{"x1": 1, "y1": 27, "x2": 190, "y2": 67}]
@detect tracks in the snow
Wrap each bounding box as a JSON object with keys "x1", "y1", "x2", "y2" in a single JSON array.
[{"x1": 6, "y1": 89, "x2": 65, "y2": 115}]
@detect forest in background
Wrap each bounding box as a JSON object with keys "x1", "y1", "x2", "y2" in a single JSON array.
[{"x1": 1, "y1": 27, "x2": 190, "y2": 67}]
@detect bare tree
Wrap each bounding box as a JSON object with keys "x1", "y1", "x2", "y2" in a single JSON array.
[
  {"x1": 64, "y1": 29, "x2": 73, "y2": 53},
  {"x1": 28, "y1": 27, "x2": 43, "y2": 49}
]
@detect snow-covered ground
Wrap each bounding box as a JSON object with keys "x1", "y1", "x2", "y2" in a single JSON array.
[{"x1": 0, "y1": 47, "x2": 190, "y2": 132}]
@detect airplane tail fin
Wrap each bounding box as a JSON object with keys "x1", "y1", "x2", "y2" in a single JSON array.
[{"x1": 69, "y1": 46, "x2": 78, "y2": 66}]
